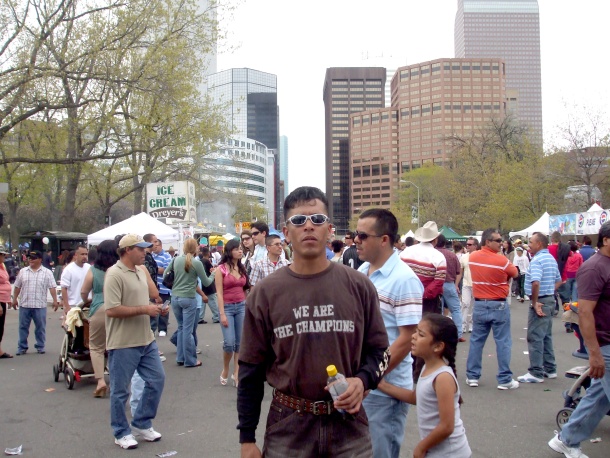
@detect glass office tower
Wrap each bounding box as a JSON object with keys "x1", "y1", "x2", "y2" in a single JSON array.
[{"x1": 455, "y1": 0, "x2": 542, "y2": 144}]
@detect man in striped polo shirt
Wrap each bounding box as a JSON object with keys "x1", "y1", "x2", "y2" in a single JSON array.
[
  {"x1": 466, "y1": 228, "x2": 519, "y2": 390},
  {"x1": 357, "y1": 209, "x2": 423, "y2": 458},
  {"x1": 519, "y1": 232, "x2": 561, "y2": 383}
]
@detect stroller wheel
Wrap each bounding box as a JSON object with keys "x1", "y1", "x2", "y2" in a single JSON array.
[
  {"x1": 64, "y1": 366, "x2": 75, "y2": 390},
  {"x1": 556, "y1": 408, "x2": 574, "y2": 430},
  {"x1": 53, "y1": 364, "x2": 60, "y2": 382}
]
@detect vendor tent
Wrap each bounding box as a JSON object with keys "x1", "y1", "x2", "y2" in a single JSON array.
[
  {"x1": 586, "y1": 203, "x2": 603, "y2": 212},
  {"x1": 439, "y1": 226, "x2": 467, "y2": 242},
  {"x1": 509, "y1": 212, "x2": 550, "y2": 238},
  {"x1": 87, "y1": 212, "x2": 179, "y2": 246},
  {"x1": 400, "y1": 230, "x2": 415, "y2": 243}
]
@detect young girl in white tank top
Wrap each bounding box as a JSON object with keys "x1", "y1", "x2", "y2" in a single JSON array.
[{"x1": 377, "y1": 314, "x2": 471, "y2": 458}]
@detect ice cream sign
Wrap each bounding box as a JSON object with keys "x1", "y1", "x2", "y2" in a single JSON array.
[{"x1": 147, "y1": 181, "x2": 196, "y2": 222}]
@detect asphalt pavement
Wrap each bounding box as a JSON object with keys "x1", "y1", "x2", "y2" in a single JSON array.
[{"x1": 1, "y1": 298, "x2": 608, "y2": 457}]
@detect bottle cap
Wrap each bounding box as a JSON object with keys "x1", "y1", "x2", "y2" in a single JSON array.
[{"x1": 326, "y1": 365, "x2": 338, "y2": 377}]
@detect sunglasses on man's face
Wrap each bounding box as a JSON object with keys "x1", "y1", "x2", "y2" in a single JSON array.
[
  {"x1": 251, "y1": 231, "x2": 260, "y2": 236},
  {"x1": 353, "y1": 231, "x2": 384, "y2": 241},
  {"x1": 285, "y1": 214, "x2": 330, "y2": 226}
]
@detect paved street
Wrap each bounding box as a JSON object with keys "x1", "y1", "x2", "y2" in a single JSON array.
[{"x1": 1, "y1": 298, "x2": 608, "y2": 457}]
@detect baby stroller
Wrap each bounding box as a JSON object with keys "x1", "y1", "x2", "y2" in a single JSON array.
[
  {"x1": 52, "y1": 306, "x2": 105, "y2": 389},
  {"x1": 556, "y1": 304, "x2": 610, "y2": 429}
]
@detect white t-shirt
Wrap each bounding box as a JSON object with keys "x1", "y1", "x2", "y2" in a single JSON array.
[{"x1": 60, "y1": 262, "x2": 91, "y2": 306}]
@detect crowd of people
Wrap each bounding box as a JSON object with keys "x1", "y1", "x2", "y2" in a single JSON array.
[{"x1": 0, "y1": 186, "x2": 608, "y2": 458}]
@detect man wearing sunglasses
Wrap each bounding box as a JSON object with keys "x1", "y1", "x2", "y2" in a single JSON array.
[
  {"x1": 466, "y1": 228, "x2": 520, "y2": 390},
  {"x1": 249, "y1": 235, "x2": 290, "y2": 287},
  {"x1": 250, "y1": 221, "x2": 269, "y2": 263},
  {"x1": 342, "y1": 230, "x2": 364, "y2": 270},
  {"x1": 356, "y1": 209, "x2": 423, "y2": 458},
  {"x1": 238, "y1": 186, "x2": 390, "y2": 457}
]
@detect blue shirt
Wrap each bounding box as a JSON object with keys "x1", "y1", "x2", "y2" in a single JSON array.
[
  {"x1": 152, "y1": 250, "x2": 172, "y2": 295},
  {"x1": 525, "y1": 248, "x2": 561, "y2": 297},
  {"x1": 359, "y1": 252, "x2": 424, "y2": 394},
  {"x1": 579, "y1": 245, "x2": 595, "y2": 262},
  {"x1": 325, "y1": 246, "x2": 334, "y2": 260}
]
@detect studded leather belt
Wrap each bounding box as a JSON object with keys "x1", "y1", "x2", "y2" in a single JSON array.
[{"x1": 272, "y1": 388, "x2": 335, "y2": 415}]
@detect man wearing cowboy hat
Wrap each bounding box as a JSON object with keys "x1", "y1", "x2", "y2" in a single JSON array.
[
  {"x1": 399, "y1": 221, "x2": 447, "y2": 381},
  {"x1": 399, "y1": 221, "x2": 446, "y2": 315}
]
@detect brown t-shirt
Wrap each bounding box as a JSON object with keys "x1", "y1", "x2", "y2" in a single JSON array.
[
  {"x1": 576, "y1": 252, "x2": 610, "y2": 347},
  {"x1": 240, "y1": 262, "x2": 389, "y2": 400}
]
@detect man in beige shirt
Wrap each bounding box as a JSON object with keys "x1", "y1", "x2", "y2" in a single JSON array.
[
  {"x1": 105, "y1": 234, "x2": 168, "y2": 450},
  {"x1": 459, "y1": 237, "x2": 479, "y2": 334}
]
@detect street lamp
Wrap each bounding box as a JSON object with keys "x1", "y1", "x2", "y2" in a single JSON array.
[{"x1": 400, "y1": 180, "x2": 420, "y2": 228}]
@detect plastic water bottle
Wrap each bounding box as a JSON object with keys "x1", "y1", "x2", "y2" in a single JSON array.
[{"x1": 326, "y1": 365, "x2": 349, "y2": 413}]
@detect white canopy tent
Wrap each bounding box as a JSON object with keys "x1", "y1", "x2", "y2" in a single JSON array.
[
  {"x1": 400, "y1": 230, "x2": 415, "y2": 243},
  {"x1": 586, "y1": 203, "x2": 603, "y2": 212},
  {"x1": 509, "y1": 212, "x2": 550, "y2": 238},
  {"x1": 87, "y1": 212, "x2": 180, "y2": 246}
]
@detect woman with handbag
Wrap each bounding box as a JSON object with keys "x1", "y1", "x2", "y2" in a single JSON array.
[
  {"x1": 215, "y1": 238, "x2": 249, "y2": 387},
  {"x1": 163, "y1": 238, "x2": 213, "y2": 367}
]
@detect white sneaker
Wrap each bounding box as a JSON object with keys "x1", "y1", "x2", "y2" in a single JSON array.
[
  {"x1": 466, "y1": 378, "x2": 479, "y2": 387},
  {"x1": 159, "y1": 355, "x2": 166, "y2": 362},
  {"x1": 497, "y1": 379, "x2": 520, "y2": 390},
  {"x1": 158, "y1": 331, "x2": 166, "y2": 337},
  {"x1": 544, "y1": 372, "x2": 558, "y2": 379},
  {"x1": 130, "y1": 426, "x2": 162, "y2": 442},
  {"x1": 196, "y1": 348, "x2": 202, "y2": 354},
  {"x1": 548, "y1": 432, "x2": 588, "y2": 458},
  {"x1": 518, "y1": 372, "x2": 544, "y2": 383},
  {"x1": 115, "y1": 434, "x2": 138, "y2": 449}
]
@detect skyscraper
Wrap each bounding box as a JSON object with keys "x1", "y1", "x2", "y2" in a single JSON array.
[
  {"x1": 350, "y1": 58, "x2": 507, "y2": 217},
  {"x1": 207, "y1": 68, "x2": 279, "y2": 149},
  {"x1": 455, "y1": 0, "x2": 542, "y2": 143},
  {"x1": 207, "y1": 68, "x2": 281, "y2": 225},
  {"x1": 279, "y1": 135, "x2": 289, "y2": 192},
  {"x1": 323, "y1": 68, "x2": 386, "y2": 233}
]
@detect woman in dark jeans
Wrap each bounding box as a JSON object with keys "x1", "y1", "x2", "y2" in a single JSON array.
[{"x1": 0, "y1": 249, "x2": 13, "y2": 358}]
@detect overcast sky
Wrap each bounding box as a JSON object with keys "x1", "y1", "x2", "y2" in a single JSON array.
[{"x1": 217, "y1": 0, "x2": 610, "y2": 193}]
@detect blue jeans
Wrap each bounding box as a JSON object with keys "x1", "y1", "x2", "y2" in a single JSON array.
[
  {"x1": 200, "y1": 293, "x2": 220, "y2": 322},
  {"x1": 565, "y1": 278, "x2": 578, "y2": 302},
  {"x1": 559, "y1": 344, "x2": 610, "y2": 447},
  {"x1": 362, "y1": 394, "x2": 409, "y2": 458},
  {"x1": 130, "y1": 371, "x2": 144, "y2": 417},
  {"x1": 171, "y1": 296, "x2": 198, "y2": 366},
  {"x1": 108, "y1": 341, "x2": 165, "y2": 439},
  {"x1": 442, "y1": 282, "x2": 463, "y2": 338},
  {"x1": 466, "y1": 299, "x2": 513, "y2": 384},
  {"x1": 526, "y1": 296, "x2": 556, "y2": 378},
  {"x1": 220, "y1": 301, "x2": 245, "y2": 353},
  {"x1": 150, "y1": 293, "x2": 170, "y2": 334},
  {"x1": 18, "y1": 307, "x2": 47, "y2": 352}
]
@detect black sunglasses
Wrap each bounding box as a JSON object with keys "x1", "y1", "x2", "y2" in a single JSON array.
[
  {"x1": 491, "y1": 238, "x2": 503, "y2": 243},
  {"x1": 285, "y1": 214, "x2": 330, "y2": 226},
  {"x1": 353, "y1": 231, "x2": 384, "y2": 241},
  {"x1": 251, "y1": 231, "x2": 260, "y2": 236}
]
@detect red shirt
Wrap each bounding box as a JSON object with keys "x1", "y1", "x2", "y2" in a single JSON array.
[{"x1": 469, "y1": 247, "x2": 518, "y2": 299}]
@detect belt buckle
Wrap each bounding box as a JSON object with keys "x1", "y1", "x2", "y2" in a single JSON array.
[{"x1": 312, "y1": 401, "x2": 328, "y2": 415}]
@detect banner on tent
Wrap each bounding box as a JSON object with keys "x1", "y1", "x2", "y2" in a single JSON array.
[
  {"x1": 549, "y1": 214, "x2": 577, "y2": 235},
  {"x1": 576, "y1": 210, "x2": 609, "y2": 235},
  {"x1": 147, "y1": 181, "x2": 196, "y2": 222}
]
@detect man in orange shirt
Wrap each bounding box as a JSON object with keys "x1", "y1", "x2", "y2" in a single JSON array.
[{"x1": 466, "y1": 228, "x2": 519, "y2": 390}]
